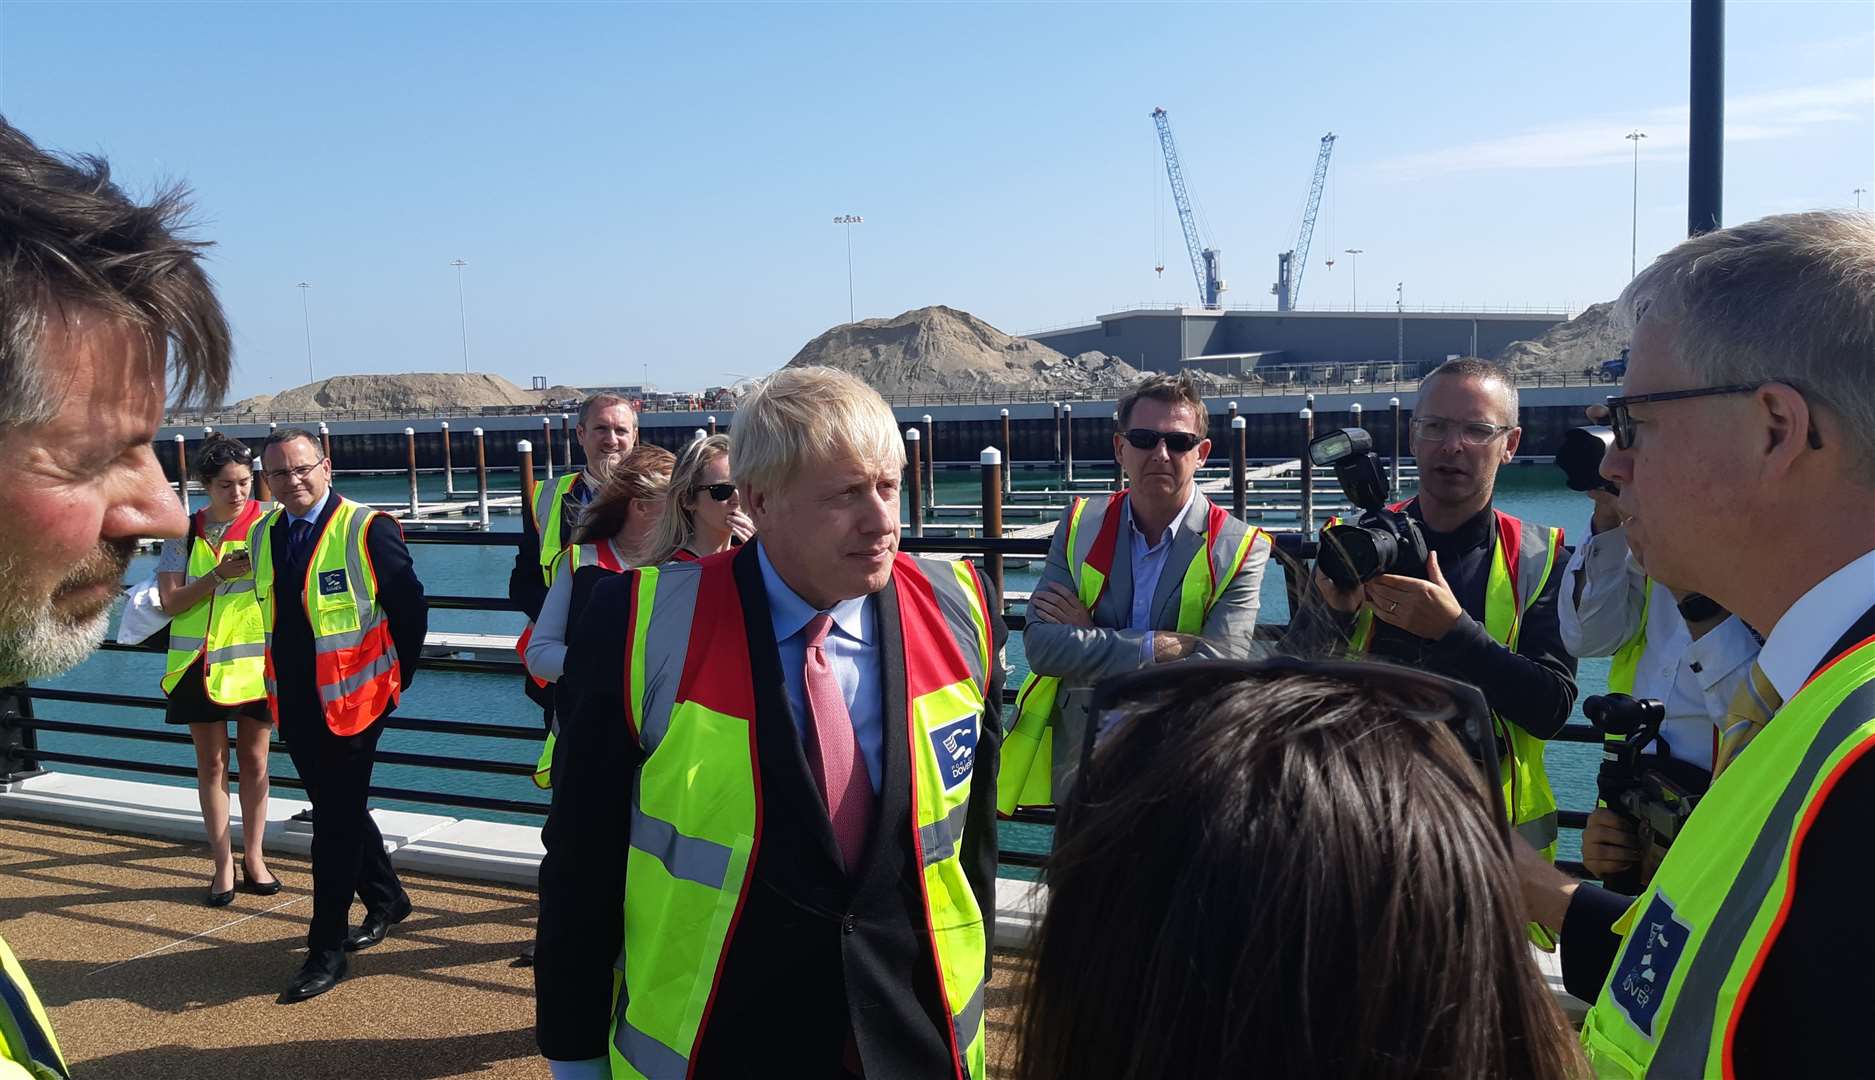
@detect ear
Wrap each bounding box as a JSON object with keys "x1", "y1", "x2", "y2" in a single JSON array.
[
  {"x1": 742, "y1": 484, "x2": 768, "y2": 521},
  {"x1": 1503, "y1": 426, "x2": 1522, "y2": 461},
  {"x1": 1195, "y1": 437, "x2": 1213, "y2": 461},
  {"x1": 1112, "y1": 432, "x2": 1125, "y2": 468},
  {"x1": 1757, "y1": 382, "x2": 1812, "y2": 480}
]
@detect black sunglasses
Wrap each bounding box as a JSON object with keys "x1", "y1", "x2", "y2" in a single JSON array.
[
  {"x1": 1071, "y1": 657, "x2": 1507, "y2": 842},
  {"x1": 694, "y1": 483, "x2": 736, "y2": 502},
  {"x1": 1121, "y1": 428, "x2": 1204, "y2": 454},
  {"x1": 1605, "y1": 382, "x2": 1824, "y2": 452}
]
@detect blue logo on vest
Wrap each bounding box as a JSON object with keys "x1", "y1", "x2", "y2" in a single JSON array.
[
  {"x1": 317, "y1": 568, "x2": 347, "y2": 596},
  {"x1": 1611, "y1": 891, "x2": 1693, "y2": 1038},
  {"x1": 929, "y1": 715, "x2": 977, "y2": 791}
]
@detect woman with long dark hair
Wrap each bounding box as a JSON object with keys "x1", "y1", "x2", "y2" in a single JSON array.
[
  {"x1": 154, "y1": 434, "x2": 280, "y2": 906},
  {"x1": 1012, "y1": 661, "x2": 1584, "y2": 1080}
]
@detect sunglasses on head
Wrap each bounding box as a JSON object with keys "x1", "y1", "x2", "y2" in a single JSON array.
[
  {"x1": 694, "y1": 483, "x2": 736, "y2": 502},
  {"x1": 1121, "y1": 428, "x2": 1204, "y2": 454}
]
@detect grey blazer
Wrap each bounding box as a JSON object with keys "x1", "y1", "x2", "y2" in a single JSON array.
[{"x1": 1023, "y1": 489, "x2": 1268, "y2": 787}]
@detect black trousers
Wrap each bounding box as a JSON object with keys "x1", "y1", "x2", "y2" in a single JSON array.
[{"x1": 281, "y1": 713, "x2": 405, "y2": 956}]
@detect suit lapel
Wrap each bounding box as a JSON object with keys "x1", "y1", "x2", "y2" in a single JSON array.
[
  {"x1": 1096, "y1": 508, "x2": 1136, "y2": 629},
  {"x1": 854, "y1": 575, "x2": 910, "y2": 899},
  {"x1": 1152, "y1": 493, "x2": 1210, "y2": 629}
]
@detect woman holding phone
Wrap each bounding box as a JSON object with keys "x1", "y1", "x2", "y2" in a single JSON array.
[{"x1": 155, "y1": 434, "x2": 281, "y2": 906}]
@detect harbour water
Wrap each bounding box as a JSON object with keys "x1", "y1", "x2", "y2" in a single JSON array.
[{"x1": 37, "y1": 463, "x2": 1608, "y2": 867}]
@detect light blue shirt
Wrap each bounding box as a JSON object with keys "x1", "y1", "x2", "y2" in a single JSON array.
[
  {"x1": 287, "y1": 488, "x2": 332, "y2": 527},
  {"x1": 1120, "y1": 486, "x2": 1198, "y2": 660},
  {"x1": 757, "y1": 541, "x2": 884, "y2": 795}
]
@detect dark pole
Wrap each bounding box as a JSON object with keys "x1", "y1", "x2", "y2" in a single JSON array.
[
  {"x1": 173, "y1": 435, "x2": 189, "y2": 511},
  {"x1": 709, "y1": 415, "x2": 718, "y2": 437},
  {"x1": 560, "y1": 414, "x2": 574, "y2": 471},
  {"x1": 923, "y1": 414, "x2": 936, "y2": 501},
  {"x1": 405, "y1": 427, "x2": 420, "y2": 518},
  {"x1": 1300, "y1": 407, "x2": 1316, "y2": 541},
  {"x1": 981, "y1": 447, "x2": 1004, "y2": 600},
  {"x1": 318, "y1": 422, "x2": 332, "y2": 468},
  {"x1": 541, "y1": 417, "x2": 555, "y2": 480},
  {"x1": 1688, "y1": 0, "x2": 1724, "y2": 236},
  {"x1": 1230, "y1": 415, "x2": 1247, "y2": 519},
  {"x1": 1063, "y1": 403, "x2": 1075, "y2": 484},
  {"x1": 1390, "y1": 396, "x2": 1403, "y2": 498},
  {"x1": 999, "y1": 408, "x2": 1012, "y2": 495},
  {"x1": 1052, "y1": 402, "x2": 1062, "y2": 464},
  {"x1": 905, "y1": 428, "x2": 925, "y2": 538},
  {"x1": 474, "y1": 426, "x2": 490, "y2": 529},
  {"x1": 440, "y1": 421, "x2": 455, "y2": 497},
  {"x1": 519, "y1": 439, "x2": 537, "y2": 521}
]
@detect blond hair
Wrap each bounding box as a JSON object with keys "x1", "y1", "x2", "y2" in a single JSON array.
[
  {"x1": 572, "y1": 443, "x2": 674, "y2": 547},
  {"x1": 729, "y1": 366, "x2": 904, "y2": 494},
  {"x1": 641, "y1": 434, "x2": 731, "y2": 565},
  {"x1": 1617, "y1": 210, "x2": 1875, "y2": 472}
]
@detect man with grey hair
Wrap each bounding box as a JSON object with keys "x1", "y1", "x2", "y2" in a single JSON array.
[
  {"x1": 1516, "y1": 211, "x2": 1875, "y2": 1077},
  {"x1": 536, "y1": 365, "x2": 1005, "y2": 1080},
  {"x1": 0, "y1": 117, "x2": 231, "y2": 1078}
]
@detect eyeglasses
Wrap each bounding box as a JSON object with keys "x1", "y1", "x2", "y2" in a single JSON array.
[
  {"x1": 263, "y1": 459, "x2": 326, "y2": 484},
  {"x1": 1072, "y1": 656, "x2": 1508, "y2": 845},
  {"x1": 1604, "y1": 383, "x2": 1824, "y2": 451},
  {"x1": 1121, "y1": 428, "x2": 1204, "y2": 454},
  {"x1": 694, "y1": 483, "x2": 736, "y2": 502},
  {"x1": 1409, "y1": 417, "x2": 1513, "y2": 447}
]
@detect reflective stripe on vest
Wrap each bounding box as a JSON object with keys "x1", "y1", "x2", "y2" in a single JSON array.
[
  {"x1": 609, "y1": 551, "x2": 992, "y2": 1080},
  {"x1": 531, "y1": 543, "x2": 628, "y2": 789},
  {"x1": 161, "y1": 501, "x2": 267, "y2": 705},
  {"x1": 533, "y1": 473, "x2": 584, "y2": 588},
  {"x1": 1581, "y1": 637, "x2": 1875, "y2": 1078},
  {"x1": 0, "y1": 935, "x2": 67, "y2": 1080},
  {"x1": 998, "y1": 491, "x2": 1263, "y2": 814},
  {"x1": 1346, "y1": 505, "x2": 1565, "y2": 857},
  {"x1": 253, "y1": 498, "x2": 402, "y2": 736}
]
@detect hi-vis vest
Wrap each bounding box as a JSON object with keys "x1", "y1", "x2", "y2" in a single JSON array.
[
  {"x1": 998, "y1": 490, "x2": 1264, "y2": 814},
  {"x1": 1606, "y1": 580, "x2": 1654, "y2": 696},
  {"x1": 529, "y1": 541, "x2": 626, "y2": 789},
  {"x1": 0, "y1": 933, "x2": 67, "y2": 1080},
  {"x1": 1581, "y1": 636, "x2": 1875, "y2": 1077},
  {"x1": 610, "y1": 551, "x2": 994, "y2": 1080},
  {"x1": 1346, "y1": 504, "x2": 1565, "y2": 859},
  {"x1": 161, "y1": 501, "x2": 266, "y2": 705},
  {"x1": 252, "y1": 498, "x2": 403, "y2": 736},
  {"x1": 516, "y1": 473, "x2": 587, "y2": 688}
]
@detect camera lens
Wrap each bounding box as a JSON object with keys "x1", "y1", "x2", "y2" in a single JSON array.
[
  {"x1": 1320, "y1": 523, "x2": 1397, "y2": 588},
  {"x1": 1556, "y1": 426, "x2": 1618, "y2": 494}
]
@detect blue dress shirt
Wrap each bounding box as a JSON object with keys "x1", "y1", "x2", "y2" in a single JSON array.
[
  {"x1": 1120, "y1": 486, "x2": 1198, "y2": 661},
  {"x1": 757, "y1": 541, "x2": 884, "y2": 795},
  {"x1": 288, "y1": 488, "x2": 332, "y2": 527}
]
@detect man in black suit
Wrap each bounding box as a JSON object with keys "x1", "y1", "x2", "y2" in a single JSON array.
[
  {"x1": 535, "y1": 368, "x2": 1005, "y2": 1080},
  {"x1": 256, "y1": 429, "x2": 428, "y2": 1004}
]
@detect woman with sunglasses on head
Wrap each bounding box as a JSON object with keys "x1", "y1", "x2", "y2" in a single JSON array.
[
  {"x1": 637, "y1": 435, "x2": 754, "y2": 566},
  {"x1": 1011, "y1": 660, "x2": 1585, "y2": 1080},
  {"x1": 154, "y1": 433, "x2": 282, "y2": 906}
]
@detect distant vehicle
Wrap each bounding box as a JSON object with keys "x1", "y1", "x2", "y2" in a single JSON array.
[{"x1": 1589, "y1": 347, "x2": 1630, "y2": 383}]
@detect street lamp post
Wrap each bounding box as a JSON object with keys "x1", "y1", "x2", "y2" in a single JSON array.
[
  {"x1": 1856, "y1": 188, "x2": 1868, "y2": 210},
  {"x1": 295, "y1": 281, "x2": 314, "y2": 383},
  {"x1": 834, "y1": 214, "x2": 863, "y2": 324},
  {"x1": 1626, "y1": 130, "x2": 1647, "y2": 278},
  {"x1": 1344, "y1": 249, "x2": 1363, "y2": 308},
  {"x1": 1395, "y1": 282, "x2": 1405, "y2": 367},
  {"x1": 450, "y1": 259, "x2": 470, "y2": 373}
]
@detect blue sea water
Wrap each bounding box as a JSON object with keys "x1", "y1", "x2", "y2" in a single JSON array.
[{"x1": 35, "y1": 463, "x2": 1607, "y2": 869}]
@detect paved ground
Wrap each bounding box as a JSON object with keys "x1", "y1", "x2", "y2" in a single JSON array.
[{"x1": 0, "y1": 818, "x2": 1028, "y2": 1078}]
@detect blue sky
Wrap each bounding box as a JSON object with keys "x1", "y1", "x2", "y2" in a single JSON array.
[{"x1": 1, "y1": 2, "x2": 1869, "y2": 403}]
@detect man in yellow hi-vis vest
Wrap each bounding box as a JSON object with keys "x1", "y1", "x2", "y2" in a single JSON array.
[
  {"x1": 0, "y1": 116, "x2": 232, "y2": 1078},
  {"x1": 1004, "y1": 373, "x2": 1269, "y2": 812},
  {"x1": 535, "y1": 367, "x2": 1005, "y2": 1080},
  {"x1": 1514, "y1": 211, "x2": 1875, "y2": 1077}
]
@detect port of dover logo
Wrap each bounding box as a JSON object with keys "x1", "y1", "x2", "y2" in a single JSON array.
[
  {"x1": 928, "y1": 715, "x2": 977, "y2": 791},
  {"x1": 317, "y1": 569, "x2": 348, "y2": 596},
  {"x1": 1611, "y1": 891, "x2": 1693, "y2": 1038}
]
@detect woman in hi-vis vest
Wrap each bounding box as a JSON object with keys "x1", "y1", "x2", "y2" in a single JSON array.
[
  {"x1": 155, "y1": 434, "x2": 282, "y2": 907},
  {"x1": 636, "y1": 435, "x2": 756, "y2": 567}
]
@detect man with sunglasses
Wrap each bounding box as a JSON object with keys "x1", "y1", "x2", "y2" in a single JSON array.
[
  {"x1": 253, "y1": 428, "x2": 429, "y2": 1003},
  {"x1": 1515, "y1": 211, "x2": 1875, "y2": 1078},
  {"x1": 1001, "y1": 372, "x2": 1269, "y2": 812},
  {"x1": 1286, "y1": 358, "x2": 1578, "y2": 864}
]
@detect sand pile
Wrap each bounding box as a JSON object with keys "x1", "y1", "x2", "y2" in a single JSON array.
[
  {"x1": 787, "y1": 306, "x2": 1146, "y2": 396},
  {"x1": 215, "y1": 373, "x2": 586, "y2": 419},
  {"x1": 1497, "y1": 302, "x2": 1627, "y2": 374}
]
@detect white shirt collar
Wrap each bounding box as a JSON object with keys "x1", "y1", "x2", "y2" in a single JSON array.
[
  {"x1": 1125, "y1": 484, "x2": 1200, "y2": 551},
  {"x1": 1757, "y1": 546, "x2": 1875, "y2": 702}
]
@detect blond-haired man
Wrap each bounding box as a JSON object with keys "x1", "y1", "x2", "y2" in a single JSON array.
[{"x1": 536, "y1": 366, "x2": 1005, "y2": 1080}]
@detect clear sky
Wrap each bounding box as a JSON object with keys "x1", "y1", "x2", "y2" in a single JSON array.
[{"x1": 1, "y1": 1, "x2": 1869, "y2": 403}]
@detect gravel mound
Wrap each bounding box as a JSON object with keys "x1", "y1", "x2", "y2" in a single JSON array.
[
  {"x1": 1498, "y1": 302, "x2": 1627, "y2": 374},
  {"x1": 214, "y1": 373, "x2": 585, "y2": 419}
]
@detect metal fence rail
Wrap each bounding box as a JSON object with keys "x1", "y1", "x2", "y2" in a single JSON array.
[{"x1": 0, "y1": 529, "x2": 1599, "y2": 876}]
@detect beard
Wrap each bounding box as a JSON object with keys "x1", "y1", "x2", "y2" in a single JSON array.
[{"x1": 0, "y1": 539, "x2": 135, "y2": 685}]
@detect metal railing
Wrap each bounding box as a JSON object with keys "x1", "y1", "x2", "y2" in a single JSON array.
[{"x1": 0, "y1": 528, "x2": 1599, "y2": 876}]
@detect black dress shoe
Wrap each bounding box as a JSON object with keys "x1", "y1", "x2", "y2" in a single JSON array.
[
  {"x1": 278, "y1": 952, "x2": 347, "y2": 1004},
  {"x1": 343, "y1": 893, "x2": 413, "y2": 952},
  {"x1": 205, "y1": 883, "x2": 235, "y2": 908},
  {"x1": 241, "y1": 859, "x2": 283, "y2": 897}
]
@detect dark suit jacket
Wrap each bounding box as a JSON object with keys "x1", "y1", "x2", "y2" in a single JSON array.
[
  {"x1": 536, "y1": 543, "x2": 1006, "y2": 1076},
  {"x1": 267, "y1": 490, "x2": 429, "y2": 739}
]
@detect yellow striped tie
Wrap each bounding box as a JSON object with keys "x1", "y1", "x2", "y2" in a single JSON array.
[{"x1": 1714, "y1": 661, "x2": 1781, "y2": 779}]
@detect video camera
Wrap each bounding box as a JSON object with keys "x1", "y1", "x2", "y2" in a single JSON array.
[
  {"x1": 1308, "y1": 427, "x2": 1429, "y2": 590},
  {"x1": 1583, "y1": 693, "x2": 1709, "y2": 866}
]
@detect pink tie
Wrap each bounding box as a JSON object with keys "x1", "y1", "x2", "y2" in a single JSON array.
[{"x1": 804, "y1": 612, "x2": 873, "y2": 874}]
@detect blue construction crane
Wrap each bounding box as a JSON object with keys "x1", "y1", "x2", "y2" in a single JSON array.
[
  {"x1": 1151, "y1": 107, "x2": 1225, "y2": 309},
  {"x1": 1273, "y1": 133, "x2": 1337, "y2": 312}
]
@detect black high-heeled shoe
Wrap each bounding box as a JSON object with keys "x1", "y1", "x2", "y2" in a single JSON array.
[
  {"x1": 206, "y1": 876, "x2": 235, "y2": 907},
  {"x1": 242, "y1": 859, "x2": 283, "y2": 897}
]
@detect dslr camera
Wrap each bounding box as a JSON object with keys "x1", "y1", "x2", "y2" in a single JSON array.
[
  {"x1": 1555, "y1": 425, "x2": 1619, "y2": 495},
  {"x1": 1309, "y1": 427, "x2": 1429, "y2": 590},
  {"x1": 1582, "y1": 693, "x2": 1709, "y2": 860}
]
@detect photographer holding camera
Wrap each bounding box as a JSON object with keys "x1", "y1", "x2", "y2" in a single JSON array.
[
  {"x1": 1557, "y1": 450, "x2": 1760, "y2": 891},
  {"x1": 1285, "y1": 359, "x2": 1578, "y2": 864}
]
